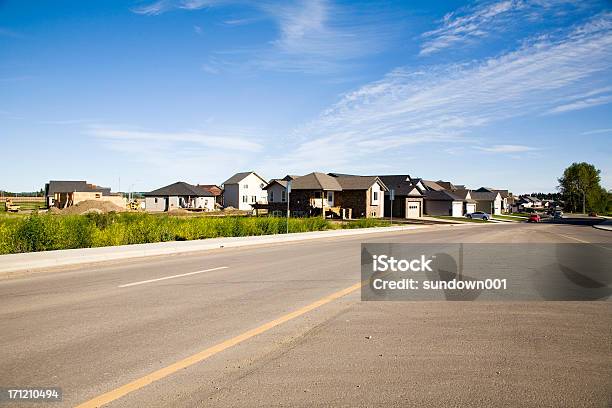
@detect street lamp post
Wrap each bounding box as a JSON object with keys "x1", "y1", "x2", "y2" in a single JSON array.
[{"x1": 286, "y1": 181, "x2": 291, "y2": 234}]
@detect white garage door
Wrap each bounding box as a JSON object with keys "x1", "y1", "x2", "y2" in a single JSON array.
[
  {"x1": 466, "y1": 203, "x2": 476, "y2": 214},
  {"x1": 451, "y1": 201, "x2": 463, "y2": 217},
  {"x1": 406, "y1": 201, "x2": 421, "y2": 218}
]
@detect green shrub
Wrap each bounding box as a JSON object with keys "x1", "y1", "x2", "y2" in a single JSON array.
[{"x1": 0, "y1": 213, "x2": 390, "y2": 254}]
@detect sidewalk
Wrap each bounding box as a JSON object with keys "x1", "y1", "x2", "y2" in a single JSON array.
[
  {"x1": 0, "y1": 225, "x2": 431, "y2": 276},
  {"x1": 593, "y1": 218, "x2": 612, "y2": 231}
]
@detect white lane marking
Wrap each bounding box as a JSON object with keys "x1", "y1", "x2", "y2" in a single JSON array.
[
  {"x1": 118, "y1": 267, "x2": 229, "y2": 288},
  {"x1": 551, "y1": 232, "x2": 612, "y2": 251},
  {"x1": 555, "y1": 233, "x2": 590, "y2": 244}
]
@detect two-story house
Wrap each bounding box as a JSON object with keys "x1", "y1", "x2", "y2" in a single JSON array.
[{"x1": 222, "y1": 171, "x2": 268, "y2": 211}]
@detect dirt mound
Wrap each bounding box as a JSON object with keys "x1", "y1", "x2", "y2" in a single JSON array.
[
  {"x1": 60, "y1": 200, "x2": 126, "y2": 215},
  {"x1": 168, "y1": 208, "x2": 190, "y2": 215}
]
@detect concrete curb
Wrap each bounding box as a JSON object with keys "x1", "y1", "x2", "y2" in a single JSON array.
[
  {"x1": 593, "y1": 219, "x2": 612, "y2": 231},
  {"x1": 0, "y1": 225, "x2": 433, "y2": 275}
]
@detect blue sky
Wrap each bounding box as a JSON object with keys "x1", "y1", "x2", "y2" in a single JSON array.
[{"x1": 1, "y1": 0, "x2": 611, "y2": 194}]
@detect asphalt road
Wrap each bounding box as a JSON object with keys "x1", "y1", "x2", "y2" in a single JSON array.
[{"x1": 0, "y1": 220, "x2": 610, "y2": 407}]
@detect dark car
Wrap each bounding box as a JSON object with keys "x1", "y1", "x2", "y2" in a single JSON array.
[
  {"x1": 588, "y1": 212, "x2": 598, "y2": 217},
  {"x1": 528, "y1": 214, "x2": 541, "y2": 223}
]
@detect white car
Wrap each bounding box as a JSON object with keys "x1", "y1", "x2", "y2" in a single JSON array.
[{"x1": 466, "y1": 211, "x2": 490, "y2": 221}]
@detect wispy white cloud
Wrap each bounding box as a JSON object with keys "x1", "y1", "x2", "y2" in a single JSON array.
[
  {"x1": 87, "y1": 124, "x2": 264, "y2": 184},
  {"x1": 419, "y1": 0, "x2": 591, "y2": 56},
  {"x1": 133, "y1": 0, "x2": 401, "y2": 74},
  {"x1": 476, "y1": 144, "x2": 538, "y2": 153},
  {"x1": 547, "y1": 95, "x2": 612, "y2": 114},
  {"x1": 222, "y1": 17, "x2": 260, "y2": 26},
  {"x1": 581, "y1": 128, "x2": 612, "y2": 135},
  {"x1": 132, "y1": 0, "x2": 221, "y2": 15},
  {"x1": 193, "y1": 25, "x2": 203, "y2": 35},
  {"x1": 88, "y1": 125, "x2": 262, "y2": 152},
  {"x1": 273, "y1": 13, "x2": 612, "y2": 172}
]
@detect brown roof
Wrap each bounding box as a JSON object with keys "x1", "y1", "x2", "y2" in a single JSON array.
[
  {"x1": 333, "y1": 175, "x2": 388, "y2": 191},
  {"x1": 453, "y1": 189, "x2": 476, "y2": 203},
  {"x1": 291, "y1": 172, "x2": 342, "y2": 191},
  {"x1": 197, "y1": 184, "x2": 222, "y2": 196},
  {"x1": 422, "y1": 180, "x2": 445, "y2": 191},
  {"x1": 435, "y1": 180, "x2": 455, "y2": 190},
  {"x1": 425, "y1": 190, "x2": 463, "y2": 201},
  {"x1": 470, "y1": 191, "x2": 500, "y2": 201}
]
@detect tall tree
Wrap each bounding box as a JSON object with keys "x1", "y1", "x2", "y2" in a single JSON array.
[{"x1": 558, "y1": 162, "x2": 606, "y2": 213}]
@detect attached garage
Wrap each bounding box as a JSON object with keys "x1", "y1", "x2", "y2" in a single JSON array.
[
  {"x1": 466, "y1": 202, "x2": 476, "y2": 214},
  {"x1": 424, "y1": 190, "x2": 466, "y2": 217},
  {"x1": 405, "y1": 199, "x2": 422, "y2": 218},
  {"x1": 451, "y1": 201, "x2": 463, "y2": 217}
]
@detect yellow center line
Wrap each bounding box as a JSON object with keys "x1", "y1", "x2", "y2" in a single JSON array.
[{"x1": 75, "y1": 281, "x2": 364, "y2": 408}]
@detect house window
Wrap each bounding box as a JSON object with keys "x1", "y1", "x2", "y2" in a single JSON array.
[
  {"x1": 314, "y1": 191, "x2": 322, "y2": 199},
  {"x1": 270, "y1": 191, "x2": 274, "y2": 201},
  {"x1": 243, "y1": 184, "x2": 248, "y2": 189},
  {"x1": 95, "y1": 193, "x2": 101, "y2": 199},
  {"x1": 251, "y1": 195, "x2": 256, "y2": 203},
  {"x1": 327, "y1": 191, "x2": 334, "y2": 206},
  {"x1": 242, "y1": 195, "x2": 247, "y2": 203},
  {"x1": 154, "y1": 198, "x2": 158, "y2": 203},
  {"x1": 373, "y1": 191, "x2": 378, "y2": 201},
  {"x1": 281, "y1": 190, "x2": 286, "y2": 202}
]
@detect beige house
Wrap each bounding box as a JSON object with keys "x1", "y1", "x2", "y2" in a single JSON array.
[
  {"x1": 144, "y1": 182, "x2": 215, "y2": 212},
  {"x1": 45, "y1": 180, "x2": 126, "y2": 209}
]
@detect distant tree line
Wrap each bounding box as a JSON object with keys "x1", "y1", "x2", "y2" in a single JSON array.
[
  {"x1": 528, "y1": 192, "x2": 561, "y2": 200},
  {"x1": 0, "y1": 189, "x2": 45, "y2": 197}
]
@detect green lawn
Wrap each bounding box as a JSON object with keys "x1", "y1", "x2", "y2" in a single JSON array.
[{"x1": 510, "y1": 212, "x2": 533, "y2": 217}]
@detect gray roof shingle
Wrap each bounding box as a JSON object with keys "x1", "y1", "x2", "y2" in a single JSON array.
[
  {"x1": 425, "y1": 190, "x2": 463, "y2": 201},
  {"x1": 145, "y1": 182, "x2": 214, "y2": 197},
  {"x1": 46, "y1": 180, "x2": 111, "y2": 195},
  {"x1": 223, "y1": 171, "x2": 267, "y2": 185},
  {"x1": 378, "y1": 175, "x2": 422, "y2": 196}
]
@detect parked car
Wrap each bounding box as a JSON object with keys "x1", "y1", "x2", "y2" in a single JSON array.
[
  {"x1": 588, "y1": 211, "x2": 598, "y2": 217},
  {"x1": 553, "y1": 211, "x2": 563, "y2": 219},
  {"x1": 466, "y1": 211, "x2": 490, "y2": 221},
  {"x1": 528, "y1": 214, "x2": 541, "y2": 223}
]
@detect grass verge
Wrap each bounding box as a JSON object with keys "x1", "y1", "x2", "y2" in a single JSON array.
[{"x1": 0, "y1": 213, "x2": 390, "y2": 255}]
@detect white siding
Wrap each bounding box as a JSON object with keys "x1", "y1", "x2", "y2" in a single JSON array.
[
  {"x1": 224, "y1": 172, "x2": 268, "y2": 211},
  {"x1": 370, "y1": 183, "x2": 381, "y2": 206},
  {"x1": 194, "y1": 196, "x2": 215, "y2": 211}
]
